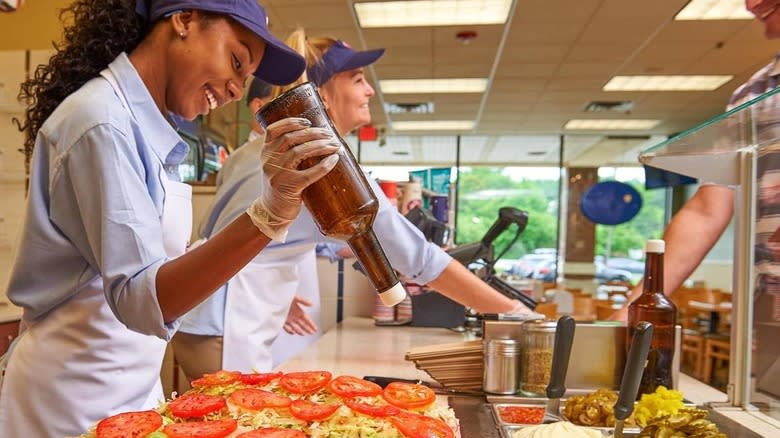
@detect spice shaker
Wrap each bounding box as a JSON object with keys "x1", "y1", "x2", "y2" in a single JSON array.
[
  {"x1": 482, "y1": 338, "x2": 522, "y2": 394},
  {"x1": 519, "y1": 319, "x2": 557, "y2": 396}
]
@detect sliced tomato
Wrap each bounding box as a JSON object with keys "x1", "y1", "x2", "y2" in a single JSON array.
[
  {"x1": 191, "y1": 370, "x2": 241, "y2": 388},
  {"x1": 327, "y1": 375, "x2": 382, "y2": 398},
  {"x1": 345, "y1": 398, "x2": 401, "y2": 417},
  {"x1": 239, "y1": 371, "x2": 283, "y2": 385},
  {"x1": 236, "y1": 428, "x2": 306, "y2": 438},
  {"x1": 390, "y1": 412, "x2": 455, "y2": 438},
  {"x1": 96, "y1": 410, "x2": 163, "y2": 438},
  {"x1": 229, "y1": 388, "x2": 292, "y2": 411},
  {"x1": 163, "y1": 418, "x2": 237, "y2": 438},
  {"x1": 168, "y1": 393, "x2": 227, "y2": 418},
  {"x1": 279, "y1": 371, "x2": 332, "y2": 394},
  {"x1": 382, "y1": 382, "x2": 436, "y2": 409},
  {"x1": 289, "y1": 399, "x2": 340, "y2": 421}
]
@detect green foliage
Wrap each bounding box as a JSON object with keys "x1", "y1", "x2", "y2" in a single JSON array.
[{"x1": 455, "y1": 168, "x2": 665, "y2": 261}]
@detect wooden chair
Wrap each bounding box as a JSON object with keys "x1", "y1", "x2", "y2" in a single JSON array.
[
  {"x1": 534, "y1": 302, "x2": 558, "y2": 319},
  {"x1": 571, "y1": 296, "x2": 595, "y2": 321},
  {"x1": 702, "y1": 336, "x2": 730, "y2": 388},
  {"x1": 681, "y1": 331, "x2": 705, "y2": 380}
]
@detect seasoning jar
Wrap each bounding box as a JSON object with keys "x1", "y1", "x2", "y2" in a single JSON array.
[
  {"x1": 519, "y1": 319, "x2": 556, "y2": 396},
  {"x1": 482, "y1": 338, "x2": 522, "y2": 394}
]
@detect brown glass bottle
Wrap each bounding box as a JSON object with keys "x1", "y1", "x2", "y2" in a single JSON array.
[
  {"x1": 628, "y1": 239, "x2": 676, "y2": 397},
  {"x1": 256, "y1": 82, "x2": 406, "y2": 306}
]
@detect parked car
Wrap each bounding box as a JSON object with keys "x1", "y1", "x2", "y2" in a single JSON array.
[
  {"x1": 531, "y1": 259, "x2": 557, "y2": 282},
  {"x1": 606, "y1": 257, "x2": 645, "y2": 274},
  {"x1": 531, "y1": 260, "x2": 632, "y2": 284},
  {"x1": 513, "y1": 253, "x2": 556, "y2": 277},
  {"x1": 595, "y1": 261, "x2": 632, "y2": 283}
]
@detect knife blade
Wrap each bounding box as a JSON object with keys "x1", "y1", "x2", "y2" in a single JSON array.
[{"x1": 363, "y1": 375, "x2": 485, "y2": 397}]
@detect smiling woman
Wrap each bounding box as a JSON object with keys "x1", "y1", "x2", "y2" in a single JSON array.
[{"x1": 0, "y1": 0, "x2": 341, "y2": 436}]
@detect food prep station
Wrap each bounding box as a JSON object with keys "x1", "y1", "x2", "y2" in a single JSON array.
[{"x1": 276, "y1": 317, "x2": 775, "y2": 437}]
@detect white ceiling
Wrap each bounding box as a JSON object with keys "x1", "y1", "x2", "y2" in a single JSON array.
[
  {"x1": 0, "y1": 1, "x2": 776, "y2": 167},
  {"x1": 259, "y1": 0, "x2": 777, "y2": 165}
]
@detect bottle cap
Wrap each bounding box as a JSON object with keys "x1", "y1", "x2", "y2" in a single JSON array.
[
  {"x1": 378, "y1": 282, "x2": 408, "y2": 307},
  {"x1": 646, "y1": 239, "x2": 665, "y2": 253}
]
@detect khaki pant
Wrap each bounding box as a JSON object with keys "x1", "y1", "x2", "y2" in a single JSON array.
[{"x1": 170, "y1": 332, "x2": 223, "y2": 384}]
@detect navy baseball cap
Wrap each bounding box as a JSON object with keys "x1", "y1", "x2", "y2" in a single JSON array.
[
  {"x1": 136, "y1": 0, "x2": 305, "y2": 85},
  {"x1": 307, "y1": 40, "x2": 385, "y2": 86}
]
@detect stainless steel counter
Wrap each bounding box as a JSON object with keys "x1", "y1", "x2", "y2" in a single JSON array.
[{"x1": 276, "y1": 317, "x2": 779, "y2": 437}]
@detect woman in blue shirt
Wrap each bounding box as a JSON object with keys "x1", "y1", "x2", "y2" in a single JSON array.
[{"x1": 0, "y1": 0, "x2": 339, "y2": 436}]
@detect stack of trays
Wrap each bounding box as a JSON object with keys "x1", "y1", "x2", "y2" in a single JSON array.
[{"x1": 404, "y1": 340, "x2": 484, "y2": 390}]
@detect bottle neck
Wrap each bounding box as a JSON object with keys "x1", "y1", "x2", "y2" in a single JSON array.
[
  {"x1": 347, "y1": 230, "x2": 400, "y2": 293},
  {"x1": 642, "y1": 251, "x2": 664, "y2": 296}
]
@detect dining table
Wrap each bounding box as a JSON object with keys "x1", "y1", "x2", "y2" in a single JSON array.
[{"x1": 687, "y1": 300, "x2": 732, "y2": 334}]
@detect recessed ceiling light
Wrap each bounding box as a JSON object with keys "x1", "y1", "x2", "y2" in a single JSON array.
[
  {"x1": 393, "y1": 120, "x2": 475, "y2": 131},
  {"x1": 675, "y1": 0, "x2": 753, "y2": 20},
  {"x1": 354, "y1": 0, "x2": 513, "y2": 28},
  {"x1": 603, "y1": 75, "x2": 733, "y2": 91},
  {"x1": 380, "y1": 78, "x2": 488, "y2": 94},
  {"x1": 564, "y1": 119, "x2": 660, "y2": 130}
]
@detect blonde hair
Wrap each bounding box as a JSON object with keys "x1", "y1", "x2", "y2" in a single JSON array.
[{"x1": 272, "y1": 28, "x2": 339, "y2": 98}]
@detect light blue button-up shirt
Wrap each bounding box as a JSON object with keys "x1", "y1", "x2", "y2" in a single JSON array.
[
  {"x1": 179, "y1": 131, "x2": 452, "y2": 336},
  {"x1": 6, "y1": 53, "x2": 186, "y2": 340}
]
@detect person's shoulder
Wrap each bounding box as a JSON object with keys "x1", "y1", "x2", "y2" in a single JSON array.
[{"x1": 40, "y1": 77, "x2": 131, "y2": 147}]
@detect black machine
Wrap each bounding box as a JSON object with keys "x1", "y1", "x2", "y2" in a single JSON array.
[{"x1": 445, "y1": 207, "x2": 537, "y2": 311}]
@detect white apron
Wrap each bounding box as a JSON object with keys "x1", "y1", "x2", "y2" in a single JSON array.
[
  {"x1": 0, "y1": 71, "x2": 192, "y2": 437},
  {"x1": 222, "y1": 243, "x2": 319, "y2": 372},
  {"x1": 270, "y1": 249, "x2": 322, "y2": 367}
]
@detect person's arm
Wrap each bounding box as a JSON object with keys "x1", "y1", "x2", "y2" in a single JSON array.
[
  {"x1": 610, "y1": 185, "x2": 734, "y2": 320},
  {"x1": 364, "y1": 179, "x2": 527, "y2": 314},
  {"x1": 427, "y1": 260, "x2": 528, "y2": 313},
  {"x1": 158, "y1": 119, "x2": 341, "y2": 322}
]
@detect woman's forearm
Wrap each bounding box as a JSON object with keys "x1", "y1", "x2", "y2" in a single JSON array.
[{"x1": 156, "y1": 213, "x2": 272, "y2": 322}]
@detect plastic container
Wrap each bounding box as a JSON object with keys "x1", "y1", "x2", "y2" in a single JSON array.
[
  {"x1": 519, "y1": 319, "x2": 557, "y2": 396},
  {"x1": 256, "y1": 82, "x2": 406, "y2": 306},
  {"x1": 483, "y1": 338, "x2": 522, "y2": 394}
]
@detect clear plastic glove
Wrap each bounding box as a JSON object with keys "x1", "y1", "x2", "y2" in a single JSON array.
[
  {"x1": 283, "y1": 295, "x2": 318, "y2": 336},
  {"x1": 505, "y1": 300, "x2": 546, "y2": 321},
  {"x1": 246, "y1": 118, "x2": 340, "y2": 241}
]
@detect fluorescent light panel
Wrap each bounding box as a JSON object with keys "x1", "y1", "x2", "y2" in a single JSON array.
[
  {"x1": 380, "y1": 78, "x2": 488, "y2": 94},
  {"x1": 565, "y1": 119, "x2": 660, "y2": 130},
  {"x1": 393, "y1": 120, "x2": 475, "y2": 130},
  {"x1": 675, "y1": 0, "x2": 753, "y2": 20},
  {"x1": 354, "y1": 0, "x2": 512, "y2": 28},
  {"x1": 603, "y1": 75, "x2": 733, "y2": 91}
]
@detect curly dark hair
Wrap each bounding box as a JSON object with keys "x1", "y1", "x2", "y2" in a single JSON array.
[{"x1": 15, "y1": 0, "x2": 148, "y2": 171}]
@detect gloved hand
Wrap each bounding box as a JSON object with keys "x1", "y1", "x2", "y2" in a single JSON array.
[
  {"x1": 246, "y1": 117, "x2": 340, "y2": 241},
  {"x1": 283, "y1": 295, "x2": 318, "y2": 336}
]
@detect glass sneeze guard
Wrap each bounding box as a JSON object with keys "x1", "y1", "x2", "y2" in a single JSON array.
[
  {"x1": 640, "y1": 86, "x2": 780, "y2": 185},
  {"x1": 639, "y1": 86, "x2": 780, "y2": 418}
]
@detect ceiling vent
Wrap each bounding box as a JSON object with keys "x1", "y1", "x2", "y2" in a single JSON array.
[
  {"x1": 384, "y1": 102, "x2": 435, "y2": 114},
  {"x1": 584, "y1": 100, "x2": 634, "y2": 113}
]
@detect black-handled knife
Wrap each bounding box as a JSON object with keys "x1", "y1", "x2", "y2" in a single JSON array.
[{"x1": 614, "y1": 321, "x2": 654, "y2": 438}]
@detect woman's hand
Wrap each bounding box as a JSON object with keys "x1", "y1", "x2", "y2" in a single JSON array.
[
  {"x1": 246, "y1": 117, "x2": 340, "y2": 241},
  {"x1": 283, "y1": 295, "x2": 318, "y2": 336}
]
